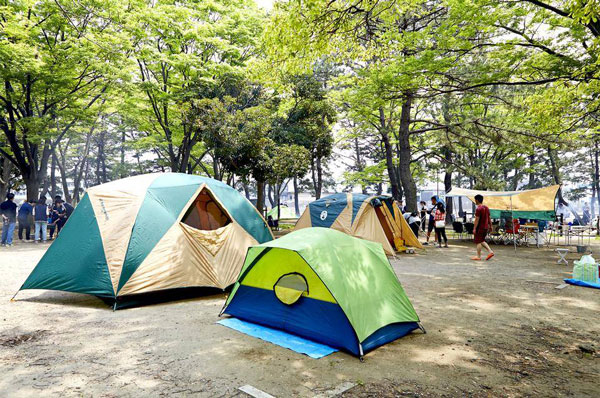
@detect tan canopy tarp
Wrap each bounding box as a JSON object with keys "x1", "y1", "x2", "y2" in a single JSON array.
[{"x1": 446, "y1": 185, "x2": 559, "y2": 212}]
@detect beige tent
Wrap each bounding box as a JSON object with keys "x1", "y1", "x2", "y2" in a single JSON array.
[
  {"x1": 295, "y1": 193, "x2": 423, "y2": 255},
  {"x1": 19, "y1": 173, "x2": 273, "y2": 308}
]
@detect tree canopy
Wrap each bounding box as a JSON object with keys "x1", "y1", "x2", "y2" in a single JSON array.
[{"x1": 1, "y1": 0, "x2": 598, "y2": 214}]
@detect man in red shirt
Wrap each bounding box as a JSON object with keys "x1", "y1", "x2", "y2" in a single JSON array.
[{"x1": 472, "y1": 194, "x2": 494, "y2": 261}]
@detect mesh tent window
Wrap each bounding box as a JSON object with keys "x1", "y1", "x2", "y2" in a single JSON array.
[
  {"x1": 182, "y1": 188, "x2": 231, "y2": 230},
  {"x1": 273, "y1": 273, "x2": 309, "y2": 305}
]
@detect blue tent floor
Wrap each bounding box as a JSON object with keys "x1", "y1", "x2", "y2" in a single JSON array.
[
  {"x1": 564, "y1": 279, "x2": 600, "y2": 289},
  {"x1": 217, "y1": 317, "x2": 338, "y2": 359}
]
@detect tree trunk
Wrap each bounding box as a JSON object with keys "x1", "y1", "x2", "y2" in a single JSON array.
[
  {"x1": 293, "y1": 176, "x2": 300, "y2": 216},
  {"x1": 442, "y1": 146, "x2": 453, "y2": 223},
  {"x1": 25, "y1": 178, "x2": 41, "y2": 203},
  {"x1": 353, "y1": 136, "x2": 367, "y2": 194},
  {"x1": 212, "y1": 156, "x2": 221, "y2": 180},
  {"x1": 527, "y1": 153, "x2": 536, "y2": 188},
  {"x1": 96, "y1": 134, "x2": 103, "y2": 185},
  {"x1": 381, "y1": 131, "x2": 402, "y2": 201},
  {"x1": 50, "y1": 152, "x2": 57, "y2": 199},
  {"x1": 547, "y1": 146, "x2": 566, "y2": 204},
  {"x1": 120, "y1": 130, "x2": 126, "y2": 178},
  {"x1": 256, "y1": 180, "x2": 266, "y2": 215},
  {"x1": 594, "y1": 140, "x2": 600, "y2": 215},
  {"x1": 56, "y1": 146, "x2": 72, "y2": 204},
  {"x1": 0, "y1": 156, "x2": 12, "y2": 200},
  {"x1": 310, "y1": 155, "x2": 324, "y2": 200},
  {"x1": 242, "y1": 182, "x2": 250, "y2": 199},
  {"x1": 276, "y1": 182, "x2": 281, "y2": 221},
  {"x1": 267, "y1": 184, "x2": 275, "y2": 207},
  {"x1": 397, "y1": 95, "x2": 417, "y2": 212}
]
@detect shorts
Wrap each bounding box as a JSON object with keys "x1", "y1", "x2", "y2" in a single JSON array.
[{"x1": 474, "y1": 229, "x2": 488, "y2": 244}]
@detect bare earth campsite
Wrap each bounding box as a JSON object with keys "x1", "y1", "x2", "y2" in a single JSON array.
[
  {"x1": 2, "y1": 0, "x2": 600, "y2": 396},
  {"x1": 1, "y1": 241, "x2": 598, "y2": 398}
]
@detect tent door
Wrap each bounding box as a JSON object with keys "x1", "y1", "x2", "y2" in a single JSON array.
[
  {"x1": 375, "y1": 206, "x2": 397, "y2": 248},
  {"x1": 182, "y1": 188, "x2": 232, "y2": 231}
]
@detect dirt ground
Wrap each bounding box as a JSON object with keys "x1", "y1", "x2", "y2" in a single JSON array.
[{"x1": 0, "y1": 239, "x2": 598, "y2": 398}]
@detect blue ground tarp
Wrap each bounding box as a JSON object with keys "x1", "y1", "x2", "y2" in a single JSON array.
[
  {"x1": 564, "y1": 279, "x2": 600, "y2": 289},
  {"x1": 217, "y1": 317, "x2": 338, "y2": 359}
]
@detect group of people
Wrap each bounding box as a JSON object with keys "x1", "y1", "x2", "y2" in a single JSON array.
[
  {"x1": 406, "y1": 194, "x2": 494, "y2": 260},
  {"x1": 417, "y1": 196, "x2": 449, "y2": 248},
  {"x1": 0, "y1": 194, "x2": 73, "y2": 246}
]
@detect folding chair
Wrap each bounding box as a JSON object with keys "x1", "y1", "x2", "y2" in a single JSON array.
[
  {"x1": 464, "y1": 223, "x2": 474, "y2": 240},
  {"x1": 452, "y1": 221, "x2": 464, "y2": 240}
]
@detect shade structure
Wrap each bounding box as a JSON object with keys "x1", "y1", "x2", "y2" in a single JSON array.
[
  {"x1": 446, "y1": 185, "x2": 560, "y2": 220},
  {"x1": 294, "y1": 193, "x2": 422, "y2": 255},
  {"x1": 18, "y1": 173, "x2": 273, "y2": 308},
  {"x1": 221, "y1": 227, "x2": 421, "y2": 357},
  {"x1": 266, "y1": 205, "x2": 297, "y2": 220}
]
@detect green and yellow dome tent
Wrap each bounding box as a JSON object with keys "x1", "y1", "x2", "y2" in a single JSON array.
[
  {"x1": 294, "y1": 193, "x2": 423, "y2": 255},
  {"x1": 17, "y1": 173, "x2": 273, "y2": 308},
  {"x1": 221, "y1": 227, "x2": 422, "y2": 358}
]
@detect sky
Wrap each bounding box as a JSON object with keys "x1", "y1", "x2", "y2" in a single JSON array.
[{"x1": 255, "y1": 0, "x2": 274, "y2": 10}]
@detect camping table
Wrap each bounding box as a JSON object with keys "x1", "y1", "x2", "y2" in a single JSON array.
[
  {"x1": 569, "y1": 225, "x2": 592, "y2": 247},
  {"x1": 519, "y1": 225, "x2": 540, "y2": 248}
]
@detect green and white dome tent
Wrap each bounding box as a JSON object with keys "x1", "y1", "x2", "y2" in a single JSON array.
[
  {"x1": 16, "y1": 173, "x2": 273, "y2": 308},
  {"x1": 221, "y1": 227, "x2": 422, "y2": 358}
]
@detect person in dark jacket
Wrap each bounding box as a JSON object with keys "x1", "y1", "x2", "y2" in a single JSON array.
[
  {"x1": 1, "y1": 193, "x2": 17, "y2": 246},
  {"x1": 48, "y1": 197, "x2": 67, "y2": 239},
  {"x1": 17, "y1": 199, "x2": 34, "y2": 241},
  {"x1": 34, "y1": 196, "x2": 48, "y2": 242}
]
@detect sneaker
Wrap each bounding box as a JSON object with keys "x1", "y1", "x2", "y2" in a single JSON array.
[
  {"x1": 423, "y1": 242, "x2": 429, "y2": 246},
  {"x1": 444, "y1": 244, "x2": 449, "y2": 248},
  {"x1": 7, "y1": 243, "x2": 12, "y2": 247}
]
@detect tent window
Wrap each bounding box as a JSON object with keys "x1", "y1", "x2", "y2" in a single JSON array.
[
  {"x1": 274, "y1": 273, "x2": 308, "y2": 305},
  {"x1": 182, "y1": 188, "x2": 231, "y2": 231}
]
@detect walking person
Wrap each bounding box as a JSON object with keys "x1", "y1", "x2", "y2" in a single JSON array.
[
  {"x1": 17, "y1": 199, "x2": 34, "y2": 241},
  {"x1": 1, "y1": 193, "x2": 17, "y2": 247},
  {"x1": 434, "y1": 202, "x2": 448, "y2": 248},
  {"x1": 472, "y1": 194, "x2": 494, "y2": 261},
  {"x1": 34, "y1": 196, "x2": 48, "y2": 243}
]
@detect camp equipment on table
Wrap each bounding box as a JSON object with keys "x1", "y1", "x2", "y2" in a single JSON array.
[
  {"x1": 294, "y1": 193, "x2": 423, "y2": 255},
  {"x1": 17, "y1": 173, "x2": 273, "y2": 308},
  {"x1": 220, "y1": 227, "x2": 422, "y2": 358}
]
